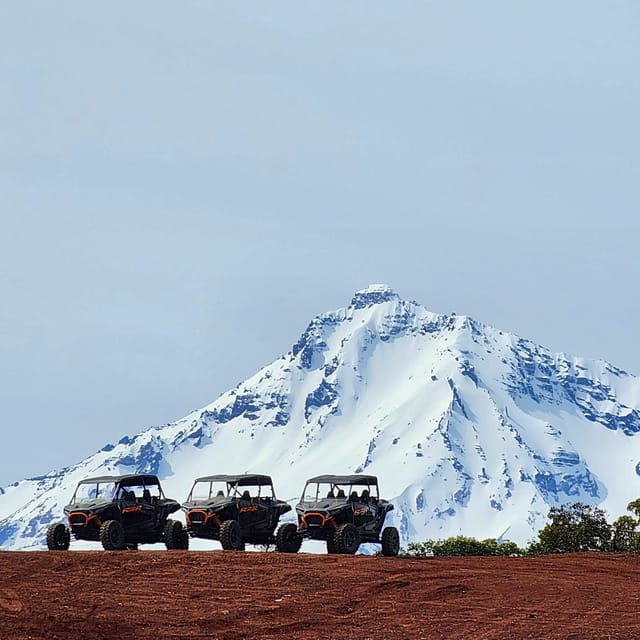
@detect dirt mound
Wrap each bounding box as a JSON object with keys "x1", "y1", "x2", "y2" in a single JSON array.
[{"x1": 1, "y1": 551, "x2": 638, "y2": 639}]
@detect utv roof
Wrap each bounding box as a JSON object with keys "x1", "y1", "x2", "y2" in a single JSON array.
[
  {"x1": 76, "y1": 474, "x2": 161, "y2": 486},
  {"x1": 193, "y1": 474, "x2": 274, "y2": 486},
  {"x1": 306, "y1": 474, "x2": 379, "y2": 485}
]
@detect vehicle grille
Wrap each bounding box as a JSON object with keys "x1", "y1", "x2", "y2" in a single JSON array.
[
  {"x1": 69, "y1": 514, "x2": 87, "y2": 526},
  {"x1": 188, "y1": 512, "x2": 206, "y2": 524},
  {"x1": 305, "y1": 514, "x2": 324, "y2": 527}
]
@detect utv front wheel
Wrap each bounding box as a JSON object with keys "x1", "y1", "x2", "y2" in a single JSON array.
[
  {"x1": 46, "y1": 523, "x2": 70, "y2": 551},
  {"x1": 100, "y1": 520, "x2": 125, "y2": 551},
  {"x1": 164, "y1": 519, "x2": 189, "y2": 550},
  {"x1": 333, "y1": 523, "x2": 360, "y2": 555},
  {"x1": 275, "y1": 523, "x2": 302, "y2": 553},
  {"x1": 219, "y1": 519, "x2": 243, "y2": 551},
  {"x1": 381, "y1": 526, "x2": 400, "y2": 557}
]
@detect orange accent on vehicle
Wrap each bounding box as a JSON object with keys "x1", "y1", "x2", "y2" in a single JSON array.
[
  {"x1": 68, "y1": 512, "x2": 103, "y2": 528},
  {"x1": 186, "y1": 510, "x2": 222, "y2": 527},
  {"x1": 122, "y1": 505, "x2": 143, "y2": 514},
  {"x1": 239, "y1": 505, "x2": 258, "y2": 513},
  {"x1": 298, "y1": 512, "x2": 335, "y2": 531}
]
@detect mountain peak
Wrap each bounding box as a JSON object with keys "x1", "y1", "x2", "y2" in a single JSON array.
[
  {"x1": 2, "y1": 287, "x2": 640, "y2": 550},
  {"x1": 350, "y1": 284, "x2": 401, "y2": 309}
]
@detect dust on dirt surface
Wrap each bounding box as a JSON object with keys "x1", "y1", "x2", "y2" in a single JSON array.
[{"x1": 1, "y1": 551, "x2": 639, "y2": 640}]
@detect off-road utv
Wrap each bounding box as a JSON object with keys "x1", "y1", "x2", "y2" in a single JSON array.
[
  {"x1": 276, "y1": 474, "x2": 400, "y2": 556},
  {"x1": 182, "y1": 474, "x2": 291, "y2": 550},
  {"x1": 46, "y1": 473, "x2": 188, "y2": 551}
]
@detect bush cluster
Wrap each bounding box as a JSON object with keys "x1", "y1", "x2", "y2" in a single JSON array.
[
  {"x1": 407, "y1": 536, "x2": 522, "y2": 557},
  {"x1": 404, "y1": 499, "x2": 640, "y2": 557}
]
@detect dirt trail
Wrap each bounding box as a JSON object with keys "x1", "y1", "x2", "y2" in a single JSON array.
[{"x1": 1, "y1": 551, "x2": 639, "y2": 639}]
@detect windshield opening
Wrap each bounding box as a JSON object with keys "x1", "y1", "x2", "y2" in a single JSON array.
[
  {"x1": 229, "y1": 482, "x2": 274, "y2": 500},
  {"x1": 72, "y1": 481, "x2": 117, "y2": 503},
  {"x1": 302, "y1": 482, "x2": 378, "y2": 502},
  {"x1": 188, "y1": 480, "x2": 228, "y2": 501},
  {"x1": 116, "y1": 481, "x2": 161, "y2": 502}
]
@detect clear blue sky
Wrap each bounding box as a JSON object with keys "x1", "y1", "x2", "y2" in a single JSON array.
[{"x1": 1, "y1": 1, "x2": 639, "y2": 485}]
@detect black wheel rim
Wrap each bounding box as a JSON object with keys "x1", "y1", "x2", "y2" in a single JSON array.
[
  {"x1": 110, "y1": 527, "x2": 121, "y2": 546},
  {"x1": 230, "y1": 523, "x2": 241, "y2": 548},
  {"x1": 344, "y1": 529, "x2": 356, "y2": 549}
]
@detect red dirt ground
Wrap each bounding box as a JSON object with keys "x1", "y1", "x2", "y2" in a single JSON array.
[{"x1": 0, "y1": 551, "x2": 639, "y2": 640}]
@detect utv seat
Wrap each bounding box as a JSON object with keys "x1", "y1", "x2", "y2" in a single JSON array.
[
  {"x1": 349, "y1": 491, "x2": 359, "y2": 502},
  {"x1": 337, "y1": 489, "x2": 346, "y2": 498},
  {"x1": 241, "y1": 490, "x2": 251, "y2": 501},
  {"x1": 360, "y1": 490, "x2": 370, "y2": 502},
  {"x1": 326, "y1": 490, "x2": 335, "y2": 498}
]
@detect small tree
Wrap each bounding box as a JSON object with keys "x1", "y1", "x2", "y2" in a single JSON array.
[
  {"x1": 626, "y1": 498, "x2": 640, "y2": 521},
  {"x1": 536, "y1": 502, "x2": 611, "y2": 553},
  {"x1": 611, "y1": 515, "x2": 638, "y2": 552},
  {"x1": 610, "y1": 499, "x2": 640, "y2": 553}
]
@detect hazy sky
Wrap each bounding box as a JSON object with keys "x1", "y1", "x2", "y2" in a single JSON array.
[{"x1": 1, "y1": 1, "x2": 639, "y2": 486}]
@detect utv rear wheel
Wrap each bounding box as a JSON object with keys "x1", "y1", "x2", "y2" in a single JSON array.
[
  {"x1": 46, "y1": 523, "x2": 70, "y2": 551},
  {"x1": 275, "y1": 523, "x2": 301, "y2": 553},
  {"x1": 219, "y1": 519, "x2": 243, "y2": 551},
  {"x1": 164, "y1": 519, "x2": 189, "y2": 550},
  {"x1": 326, "y1": 536, "x2": 337, "y2": 554},
  {"x1": 381, "y1": 526, "x2": 400, "y2": 557},
  {"x1": 100, "y1": 520, "x2": 125, "y2": 551},
  {"x1": 333, "y1": 523, "x2": 360, "y2": 555}
]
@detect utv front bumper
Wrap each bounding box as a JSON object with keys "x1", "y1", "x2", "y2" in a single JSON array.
[{"x1": 298, "y1": 511, "x2": 336, "y2": 539}]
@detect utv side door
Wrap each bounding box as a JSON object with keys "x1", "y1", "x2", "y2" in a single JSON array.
[
  {"x1": 351, "y1": 489, "x2": 379, "y2": 534},
  {"x1": 120, "y1": 484, "x2": 157, "y2": 533},
  {"x1": 238, "y1": 489, "x2": 271, "y2": 535}
]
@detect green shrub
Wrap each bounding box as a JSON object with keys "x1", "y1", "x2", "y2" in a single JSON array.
[
  {"x1": 523, "y1": 540, "x2": 545, "y2": 556},
  {"x1": 405, "y1": 536, "x2": 523, "y2": 557},
  {"x1": 405, "y1": 541, "x2": 432, "y2": 556}
]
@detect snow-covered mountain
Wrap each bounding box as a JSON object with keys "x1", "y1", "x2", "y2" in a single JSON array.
[{"x1": 2, "y1": 285, "x2": 640, "y2": 550}]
